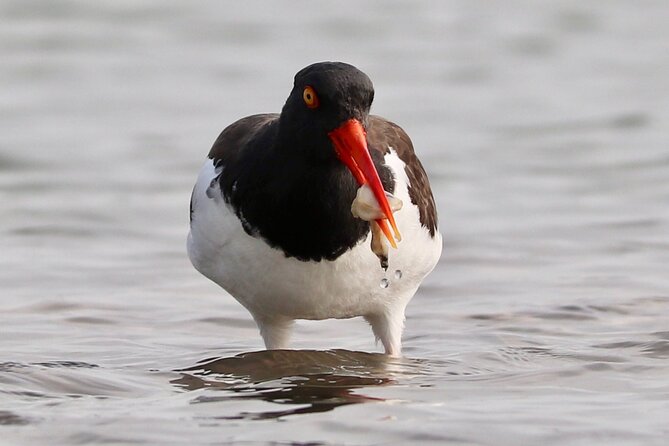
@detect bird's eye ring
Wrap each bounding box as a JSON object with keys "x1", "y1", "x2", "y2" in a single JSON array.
[{"x1": 303, "y1": 86, "x2": 319, "y2": 109}]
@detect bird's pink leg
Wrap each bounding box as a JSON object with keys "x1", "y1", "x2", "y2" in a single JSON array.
[
  {"x1": 365, "y1": 306, "x2": 407, "y2": 357},
  {"x1": 254, "y1": 316, "x2": 294, "y2": 350}
]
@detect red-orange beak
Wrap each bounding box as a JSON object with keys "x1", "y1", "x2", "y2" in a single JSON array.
[{"x1": 328, "y1": 119, "x2": 401, "y2": 248}]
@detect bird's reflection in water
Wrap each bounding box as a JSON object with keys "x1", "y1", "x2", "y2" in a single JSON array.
[{"x1": 172, "y1": 349, "x2": 420, "y2": 420}]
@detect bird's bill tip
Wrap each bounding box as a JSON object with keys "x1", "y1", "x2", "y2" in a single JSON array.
[{"x1": 328, "y1": 119, "x2": 401, "y2": 244}]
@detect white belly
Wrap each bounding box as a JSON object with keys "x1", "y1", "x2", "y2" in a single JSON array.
[{"x1": 187, "y1": 150, "x2": 442, "y2": 322}]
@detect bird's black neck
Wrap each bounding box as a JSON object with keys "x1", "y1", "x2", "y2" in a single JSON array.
[{"x1": 219, "y1": 120, "x2": 371, "y2": 262}]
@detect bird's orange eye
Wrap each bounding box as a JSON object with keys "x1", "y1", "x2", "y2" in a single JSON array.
[{"x1": 303, "y1": 86, "x2": 319, "y2": 109}]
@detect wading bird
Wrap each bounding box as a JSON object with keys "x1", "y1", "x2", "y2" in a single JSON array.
[{"x1": 188, "y1": 62, "x2": 441, "y2": 356}]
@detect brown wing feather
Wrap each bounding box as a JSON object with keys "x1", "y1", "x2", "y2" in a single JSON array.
[
  {"x1": 189, "y1": 114, "x2": 277, "y2": 222},
  {"x1": 367, "y1": 115, "x2": 438, "y2": 237},
  {"x1": 208, "y1": 113, "x2": 278, "y2": 162}
]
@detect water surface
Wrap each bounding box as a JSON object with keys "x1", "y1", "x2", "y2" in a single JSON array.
[{"x1": 1, "y1": 1, "x2": 668, "y2": 444}]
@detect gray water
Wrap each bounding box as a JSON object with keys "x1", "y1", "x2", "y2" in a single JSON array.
[{"x1": 1, "y1": 1, "x2": 668, "y2": 444}]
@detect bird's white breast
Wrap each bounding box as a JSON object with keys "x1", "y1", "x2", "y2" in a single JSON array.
[{"x1": 187, "y1": 149, "x2": 442, "y2": 322}]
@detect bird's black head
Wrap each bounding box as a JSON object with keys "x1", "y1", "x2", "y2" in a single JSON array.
[
  {"x1": 277, "y1": 61, "x2": 401, "y2": 248},
  {"x1": 278, "y1": 61, "x2": 375, "y2": 155}
]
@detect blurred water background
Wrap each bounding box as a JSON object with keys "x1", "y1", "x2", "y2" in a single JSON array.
[{"x1": 1, "y1": 1, "x2": 668, "y2": 444}]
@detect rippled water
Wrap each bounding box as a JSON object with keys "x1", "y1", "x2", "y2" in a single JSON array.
[{"x1": 2, "y1": 1, "x2": 668, "y2": 444}]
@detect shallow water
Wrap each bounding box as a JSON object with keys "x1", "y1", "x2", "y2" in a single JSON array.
[{"x1": 2, "y1": 1, "x2": 669, "y2": 444}]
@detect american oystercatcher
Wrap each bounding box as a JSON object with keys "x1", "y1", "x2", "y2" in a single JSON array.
[{"x1": 188, "y1": 62, "x2": 441, "y2": 356}]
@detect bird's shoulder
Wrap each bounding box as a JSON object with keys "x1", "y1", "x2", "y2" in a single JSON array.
[
  {"x1": 366, "y1": 115, "x2": 414, "y2": 158},
  {"x1": 208, "y1": 113, "x2": 279, "y2": 163},
  {"x1": 367, "y1": 115, "x2": 439, "y2": 237}
]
